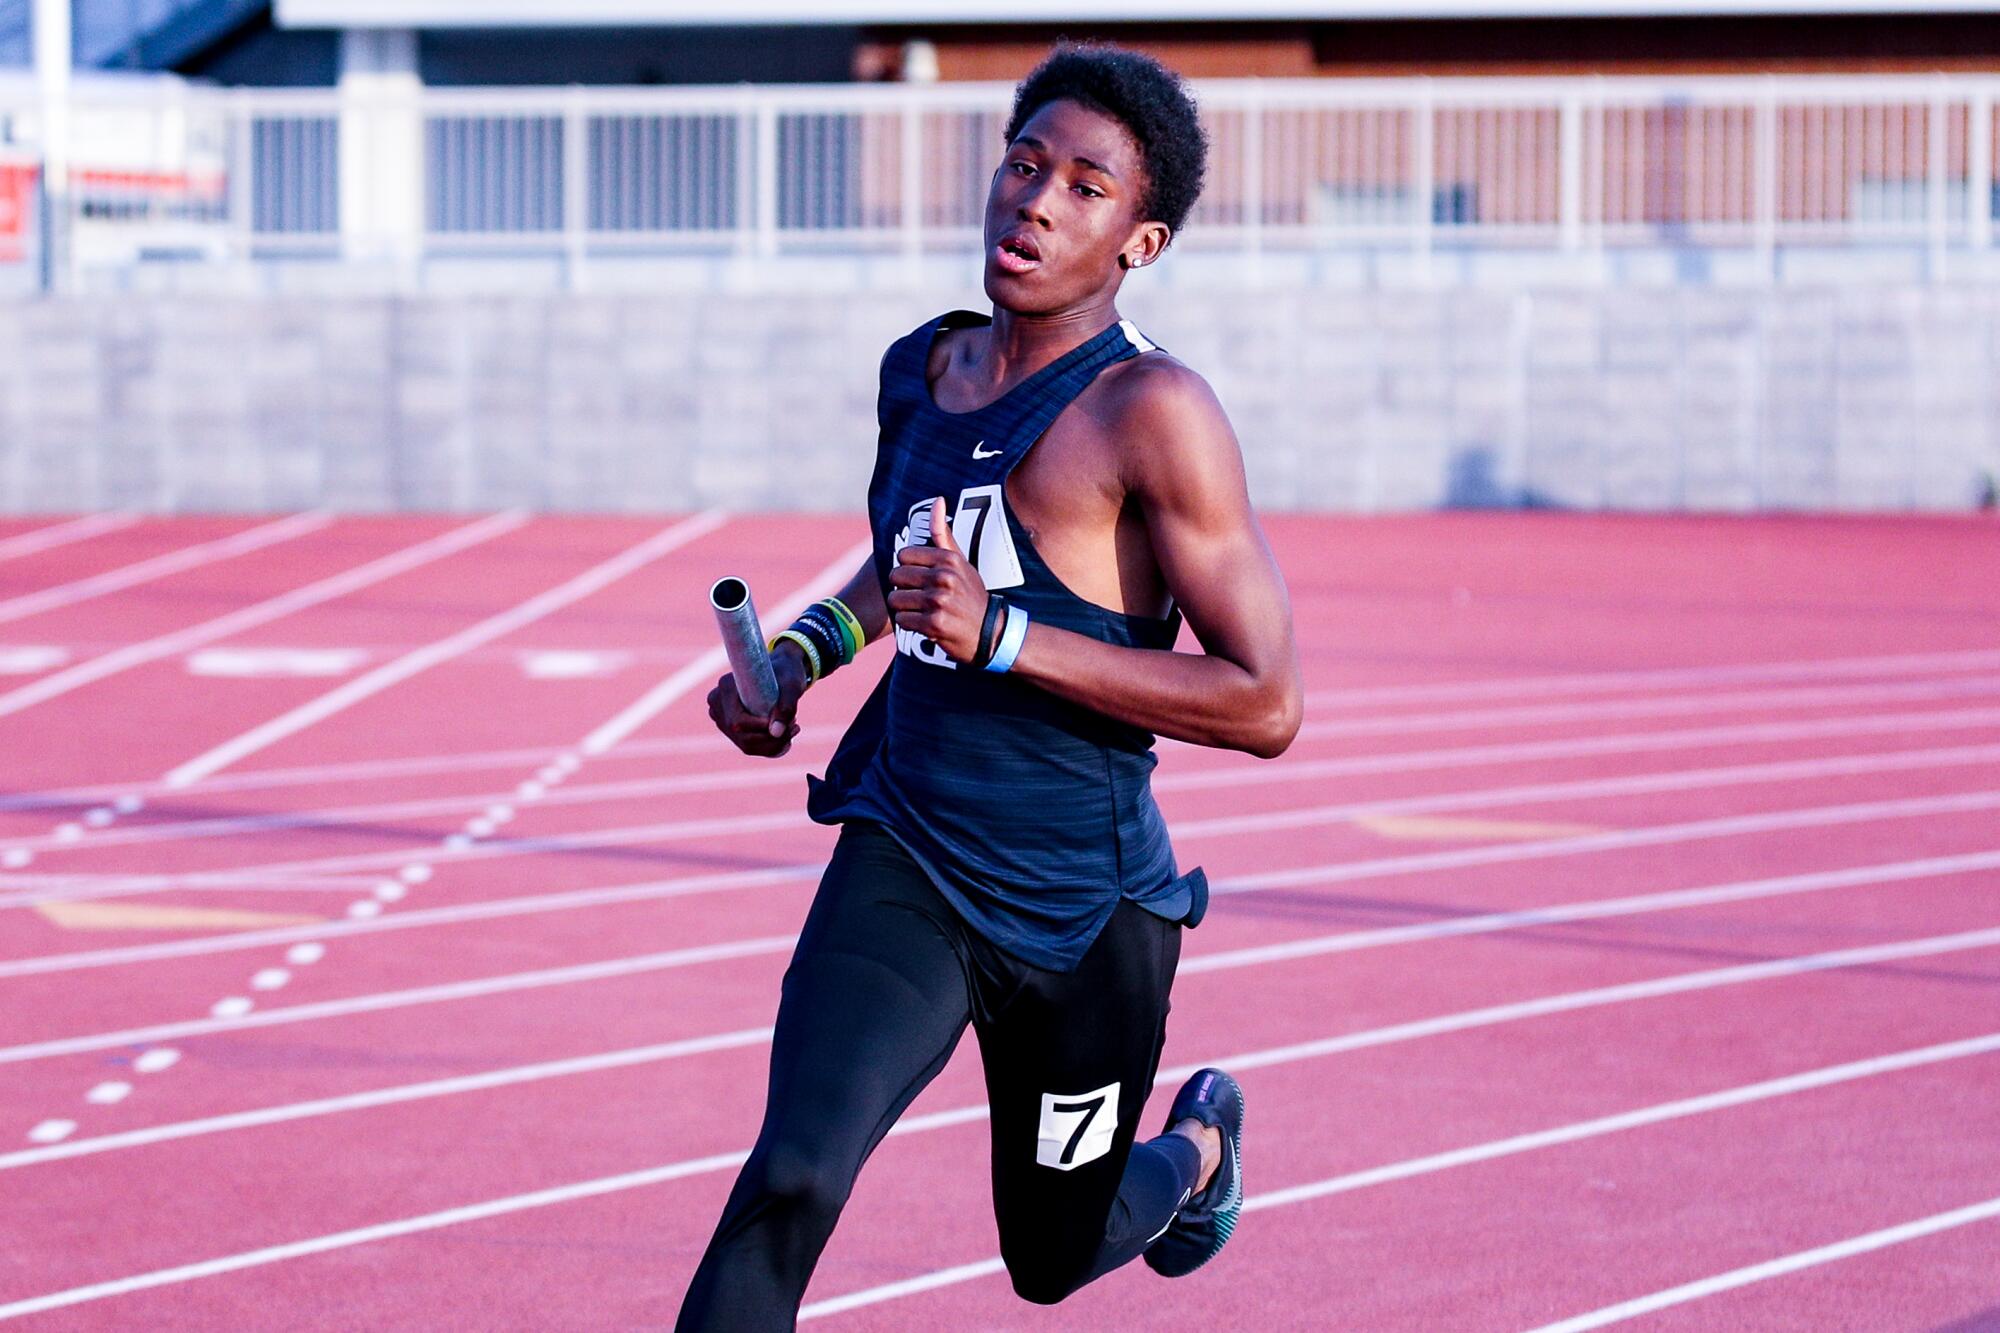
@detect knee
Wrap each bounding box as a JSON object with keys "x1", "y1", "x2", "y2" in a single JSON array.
[
  {"x1": 1002, "y1": 1249, "x2": 1090, "y2": 1307},
  {"x1": 743, "y1": 1135, "x2": 852, "y2": 1222}
]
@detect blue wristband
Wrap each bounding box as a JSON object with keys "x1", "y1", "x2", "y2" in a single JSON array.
[{"x1": 984, "y1": 604, "x2": 1029, "y2": 673}]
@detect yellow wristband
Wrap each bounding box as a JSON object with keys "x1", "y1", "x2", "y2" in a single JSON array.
[
  {"x1": 771, "y1": 630, "x2": 823, "y2": 683},
  {"x1": 821, "y1": 596, "x2": 866, "y2": 659}
]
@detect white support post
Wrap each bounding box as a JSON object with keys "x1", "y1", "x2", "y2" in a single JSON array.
[
  {"x1": 1754, "y1": 78, "x2": 1778, "y2": 284},
  {"x1": 1241, "y1": 86, "x2": 1263, "y2": 279},
  {"x1": 900, "y1": 93, "x2": 921, "y2": 276},
  {"x1": 1413, "y1": 80, "x2": 1434, "y2": 283},
  {"x1": 734, "y1": 94, "x2": 755, "y2": 259},
  {"x1": 1559, "y1": 92, "x2": 1584, "y2": 254},
  {"x1": 32, "y1": 0, "x2": 70, "y2": 292},
  {"x1": 1927, "y1": 80, "x2": 1949, "y2": 281},
  {"x1": 1972, "y1": 89, "x2": 1994, "y2": 253},
  {"x1": 337, "y1": 28, "x2": 424, "y2": 280},
  {"x1": 563, "y1": 88, "x2": 588, "y2": 292},
  {"x1": 227, "y1": 89, "x2": 253, "y2": 277},
  {"x1": 755, "y1": 99, "x2": 778, "y2": 259}
]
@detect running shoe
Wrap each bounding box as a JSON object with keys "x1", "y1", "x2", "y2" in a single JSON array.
[{"x1": 1143, "y1": 1067, "x2": 1244, "y2": 1278}]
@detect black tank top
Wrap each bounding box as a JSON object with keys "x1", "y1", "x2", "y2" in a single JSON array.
[{"x1": 808, "y1": 311, "x2": 1208, "y2": 972}]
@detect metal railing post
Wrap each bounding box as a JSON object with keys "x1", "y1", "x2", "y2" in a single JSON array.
[
  {"x1": 228, "y1": 89, "x2": 253, "y2": 276},
  {"x1": 756, "y1": 97, "x2": 778, "y2": 259},
  {"x1": 1755, "y1": 78, "x2": 1778, "y2": 283},
  {"x1": 1559, "y1": 91, "x2": 1584, "y2": 253},
  {"x1": 1241, "y1": 85, "x2": 1263, "y2": 278},
  {"x1": 1971, "y1": 87, "x2": 1994, "y2": 252},
  {"x1": 734, "y1": 94, "x2": 755, "y2": 258},
  {"x1": 900, "y1": 92, "x2": 921, "y2": 276},
  {"x1": 563, "y1": 87, "x2": 588, "y2": 291},
  {"x1": 1413, "y1": 80, "x2": 1434, "y2": 282},
  {"x1": 1927, "y1": 78, "x2": 1949, "y2": 281}
]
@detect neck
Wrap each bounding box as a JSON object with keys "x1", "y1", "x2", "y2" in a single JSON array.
[{"x1": 977, "y1": 297, "x2": 1121, "y2": 381}]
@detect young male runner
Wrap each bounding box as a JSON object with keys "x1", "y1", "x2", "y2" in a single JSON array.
[{"x1": 681, "y1": 45, "x2": 1301, "y2": 1328}]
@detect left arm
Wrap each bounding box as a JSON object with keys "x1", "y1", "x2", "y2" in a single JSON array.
[{"x1": 889, "y1": 367, "x2": 1302, "y2": 758}]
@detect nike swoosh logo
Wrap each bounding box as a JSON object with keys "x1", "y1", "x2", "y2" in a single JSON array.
[{"x1": 972, "y1": 443, "x2": 1002, "y2": 460}]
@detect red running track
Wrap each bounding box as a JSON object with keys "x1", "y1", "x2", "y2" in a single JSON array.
[{"x1": 1, "y1": 511, "x2": 1998, "y2": 1330}]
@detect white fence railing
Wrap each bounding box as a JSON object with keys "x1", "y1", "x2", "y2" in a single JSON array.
[{"x1": 1, "y1": 73, "x2": 1997, "y2": 288}]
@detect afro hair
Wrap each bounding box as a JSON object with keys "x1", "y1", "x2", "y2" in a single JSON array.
[{"x1": 1003, "y1": 44, "x2": 1209, "y2": 238}]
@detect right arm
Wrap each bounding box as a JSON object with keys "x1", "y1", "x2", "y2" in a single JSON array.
[{"x1": 706, "y1": 554, "x2": 885, "y2": 758}]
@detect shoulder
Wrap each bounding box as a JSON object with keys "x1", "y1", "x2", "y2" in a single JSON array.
[
  {"x1": 1092, "y1": 352, "x2": 1241, "y2": 493},
  {"x1": 925, "y1": 323, "x2": 981, "y2": 384}
]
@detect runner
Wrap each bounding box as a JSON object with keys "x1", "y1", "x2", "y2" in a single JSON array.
[{"x1": 681, "y1": 43, "x2": 1301, "y2": 1328}]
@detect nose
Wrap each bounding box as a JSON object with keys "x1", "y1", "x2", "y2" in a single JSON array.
[{"x1": 1016, "y1": 176, "x2": 1056, "y2": 228}]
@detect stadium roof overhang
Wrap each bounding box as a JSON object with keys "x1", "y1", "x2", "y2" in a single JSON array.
[{"x1": 273, "y1": 0, "x2": 2000, "y2": 27}]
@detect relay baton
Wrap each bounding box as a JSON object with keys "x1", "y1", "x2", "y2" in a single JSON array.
[{"x1": 709, "y1": 576, "x2": 780, "y2": 717}]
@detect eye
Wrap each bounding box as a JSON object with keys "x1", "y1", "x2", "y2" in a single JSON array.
[
  {"x1": 1008, "y1": 160, "x2": 1036, "y2": 177},
  {"x1": 1074, "y1": 183, "x2": 1104, "y2": 199}
]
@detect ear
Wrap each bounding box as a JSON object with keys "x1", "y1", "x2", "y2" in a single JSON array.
[{"x1": 1120, "y1": 219, "x2": 1172, "y2": 271}]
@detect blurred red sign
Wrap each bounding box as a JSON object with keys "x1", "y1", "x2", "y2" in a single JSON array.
[{"x1": 0, "y1": 162, "x2": 35, "y2": 261}]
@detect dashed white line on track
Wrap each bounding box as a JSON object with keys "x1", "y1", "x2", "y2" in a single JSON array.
[
  {"x1": 24, "y1": 1120, "x2": 75, "y2": 1145},
  {"x1": 8, "y1": 918, "x2": 1997, "y2": 1185},
  {"x1": 162, "y1": 512, "x2": 729, "y2": 789}
]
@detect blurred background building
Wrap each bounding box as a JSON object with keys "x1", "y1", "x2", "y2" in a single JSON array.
[{"x1": 0, "y1": 3, "x2": 1996, "y2": 514}]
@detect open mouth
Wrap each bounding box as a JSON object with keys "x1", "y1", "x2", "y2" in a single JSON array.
[{"x1": 994, "y1": 232, "x2": 1043, "y2": 274}]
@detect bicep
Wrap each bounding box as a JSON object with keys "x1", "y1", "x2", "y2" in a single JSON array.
[{"x1": 1134, "y1": 393, "x2": 1294, "y2": 675}]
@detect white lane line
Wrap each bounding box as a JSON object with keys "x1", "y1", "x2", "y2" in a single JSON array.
[
  {"x1": 796, "y1": 1031, "x2": 2000, "y2": 1319},
  {"x1": 1159, "y1": 702, "x2": 2000, "y2": 795},
  {"x1": 10, "y1": 1022, "x2": 1996, "y2": 1321},
  {"x1": 1172, "y1": 739, "x2": 2000, "y2": 841},
  {"x1": 22, "y1": 770, "x2": 2000, "y2": 920},
  {"x1": 24, "y1": 697, "x2": 2000, "y2": 860},
  {"x1": 1211, "y1": 788, "x2": 2000, "y2": 898},
  {"x1": 0, "y1": 808, "x2": 806, "y2": 909},
  {"x1": 132, "y1": 1049, "x2": 179, "y2": 1074},
  {"x1": 24, "y1": 1120, "x2": 75, "y2": 1145},
  {"x1": 0, "y1": 763, "x2": 810, "y2": 855},
  {"x1": 582, "y1": 537, "x2": 871, "y2": 756},
  {"x1": 1291, "y1": 673, "x2": 2000, "y2": 743},
  {"x1": 83, "y1": 1082, "x2": 130, "y2": 1105},
  {"x1": 0, "y1": 864, "x2": 822, "y2": 978},
  {"x1": 0, "y1": 513, "x2": 142, "y2": 564},
  {"x1": 0, "y1": 513, "x2": 529, "y2": 722},
  {"x1": 8, "y1": 842, "x2": 1999, "y2": 1071},
  {"x1": 0, "y1": 934, "x2": 802, "y2": 1066},
  {"x1": 163, "y1": 511, "x2": 729, "y2": 789},
  {"x1": 1303, "y1": 646, "x2": 2000, "y2": 711},
  {"x1": 9, "y1": 915, "x2": 1998, "y2": 1178},
  {"x1": 9, "y1": 656, "x2": 1999, "y2": 818},
  {"x1": 0, "y1": 1027, "x2": 776, "y2": 1170},
  {"x1": 0, "y1": 513, "x2": 331, "y2": 629},
  {"x1": 1525, "y1": 1196, "x2": 2000, "y2": 1332},
  {"x1": 1185, "y1": 849, "x2": 2000, "y2": 975},
  {"x1": 0, "y1": 731, "x2": 743, "y2": 815}
]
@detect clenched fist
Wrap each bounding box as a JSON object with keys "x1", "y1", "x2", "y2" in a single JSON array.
[
  {"x1": 888, "y1": 497, "x2": 989, "y2": 665},
  {"x1": 707, "y1": 640, "x2": 812, "y2": 757}
]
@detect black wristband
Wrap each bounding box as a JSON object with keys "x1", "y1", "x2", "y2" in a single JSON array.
[
  {"x1": 794, "y1": 605, "x2": 852, "y2": 669},
  {"x1": 784, "y1": 608, "x2": 846, "y2": 678},
  {"x1": 972, "y1": 593, "x2": 1007, "y2": 670}
]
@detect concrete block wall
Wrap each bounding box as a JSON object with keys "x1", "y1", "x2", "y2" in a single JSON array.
[{"x1": 0, "y1": 285, "x2": 1995, "y2": 513}]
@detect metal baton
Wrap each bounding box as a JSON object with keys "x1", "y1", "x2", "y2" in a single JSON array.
[{"x1": 709, "y1": 576, "x2": 780, "y2": 718}]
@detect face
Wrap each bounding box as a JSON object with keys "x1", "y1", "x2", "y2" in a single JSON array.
[{"x1": 984, "y1": 98, "x2": 1170, "y2": 314}]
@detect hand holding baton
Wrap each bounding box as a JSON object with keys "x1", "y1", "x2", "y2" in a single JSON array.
[{"x1": 709, "y1": 576, "x2": 780, "y2": 719}]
